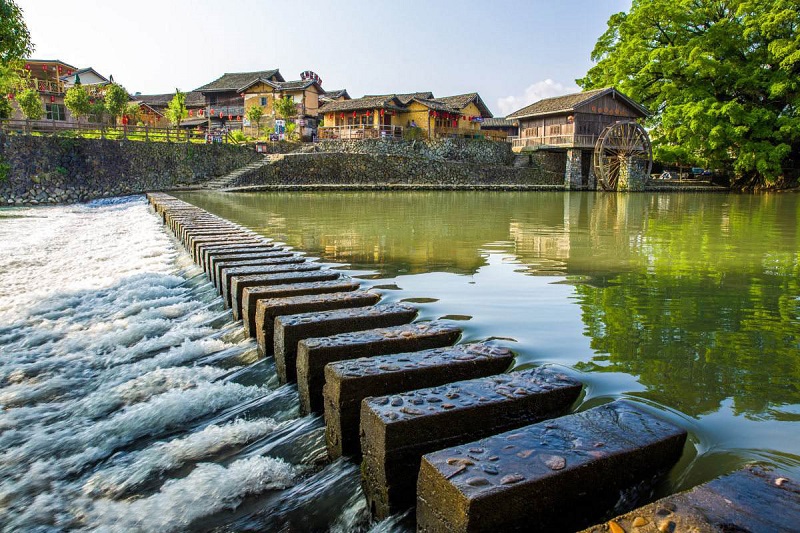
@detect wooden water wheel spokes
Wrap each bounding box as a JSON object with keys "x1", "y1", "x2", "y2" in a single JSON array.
[{"x1": 594, "y1": 121, "x2": 653, "y2": 191}]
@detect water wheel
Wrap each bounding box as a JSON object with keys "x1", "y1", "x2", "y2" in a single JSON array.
[{"x1": 593, "y1": 121, "x2": 652, "y2": 191}]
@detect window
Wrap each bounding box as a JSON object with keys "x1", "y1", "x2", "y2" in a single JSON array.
[
  {"x1": 260, "y1": 96, "x2": 267, "y2": 106},
  {"x1": 45, "y1": 104, "x2": 66, "y2": 121}
]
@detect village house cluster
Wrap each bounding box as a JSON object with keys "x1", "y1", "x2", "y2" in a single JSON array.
[{"x1": 8, "y1": 59, "x2": 648, "y2": 172}]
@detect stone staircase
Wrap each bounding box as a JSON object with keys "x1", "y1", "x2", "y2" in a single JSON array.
[{"x1": 203, "y1": 155, "x2": 278, "y2": 190}]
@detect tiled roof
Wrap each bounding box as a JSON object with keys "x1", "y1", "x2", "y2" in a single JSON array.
[
  {"x1": 410, "y1": 98, "x2": 459, "y2": 113},
  {"x1": 132, "y1": 91, "x2": 205, "y2": 108},
  {"x1": 195, "y1": 69, "x2": 283, "y2": 92},
  {"x1": 434, "y1": 93, "x2": 493, "y2": 118},
  {"x1": 506, "y1": 87, "x2": 649, "y2": 119},
  {"x1": 365, "y1": 92, "x2": 434, "y2": 105},
  {"x1": 321, "y1": 89, "x2": 349, "y2": 101},
  {"x1": 481, "y1": 117, "x2": 517, "y2": 127},
  {"x1": 318, "y1": 95, "x2": 405, "y2": 113},
  {"x1": 26, "y1": 58, "x2": 78, "y2": 69}
]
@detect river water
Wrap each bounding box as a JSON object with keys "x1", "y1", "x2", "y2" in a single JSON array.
[{"x1": 0, "y1": 191, "x2": 798, "y2": 531}]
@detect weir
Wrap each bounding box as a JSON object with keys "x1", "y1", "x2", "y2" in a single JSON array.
[{"x1": 146, "y1": 192, "x2": 796, "y2": 531}]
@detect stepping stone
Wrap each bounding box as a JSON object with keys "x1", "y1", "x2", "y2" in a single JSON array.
[
  {"x1": 199, "y1": 243, "x2": 276, "y2": 268},
  {"x1": 250, "y1": 280, "x2": 381, "y2": 342},
  {"x1": 229, "y1": 270, "x2": 341, "y2": 313},
  {"x1": 213, "y1": 255, "x2": 304, "y2": 289},
  {"x1": 323, "y1": 344, "x2": 515, "y2": 459},
  {"x1": 194, "y1": 237, "x2": 266, "y2": 262},
  {"x1": 240, "y1": 278, "x2": 360, "y2": 329},
  {"x1": 204, "y1": 247, "x2": 284, "y2": 273},
  {"x1": 361, "y1": 368, "x2": 582, "y2": 518},
  {"x1": 207, "y1": 249, "x2": 293, "y2": 278},
  {"x1": 579, "y1": 466, "x2": 799, "y2": 533},
  {"x1": 252, "y1": 291, "x2": 383, "y2": 355},
  {"x1": 297, "y1": 322, "x2": 461, "y2": 415},
  {"x1": 416, "y1": 400, "x2": 687, "y2": 532},
  {"x1": 273, "y1": 303, "x2": 417, "y2": 383},
  {"x1": 223, "y1": 263, "x2": 323, "y2": 307}
]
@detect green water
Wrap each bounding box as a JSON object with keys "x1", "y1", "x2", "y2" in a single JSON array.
[{"x1": 176, "y1": 190, "x2": 800, "y2": 490}]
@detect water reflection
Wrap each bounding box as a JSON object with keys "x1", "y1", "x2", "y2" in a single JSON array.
[{"x1": 177, "y1": 190, "x2": 800, "y2": 480}]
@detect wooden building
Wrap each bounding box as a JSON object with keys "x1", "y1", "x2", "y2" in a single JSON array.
[
  {"x1": 130, "y1": 91, "x2": 205, "y2": 127},
  {"x1": 240, "y1": 72, "x2": 325, "y2": 138},
  {"x1": 506, "y1": 87, "x2": 649, "y2": 189},
  {"x1": 317, "y1": 91, "x2": 499, "y2": 140},
  {"x1": 194, "y1": 69, "x2": 284, "y2": 130}
]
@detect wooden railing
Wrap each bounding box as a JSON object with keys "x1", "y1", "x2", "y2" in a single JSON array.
[
  {"x1": 318, "y1": 125, "x2": 403, "y2": 140},
  {"x1": 0, "y1": 119, "x2": 221, "y2": 143},
  {"x1": 510, "y1": 134, "x2": 597, "y2": 150},
  {"x1": 27, "y1": 78, "x2": 66, "y2": 94}
]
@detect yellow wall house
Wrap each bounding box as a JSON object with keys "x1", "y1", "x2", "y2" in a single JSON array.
[
  {"x1": 317, "y1": 91, "x2": 496, "y2": 140},
  {"x1": 240, "y1": 74, "x2": 324, "y2": 137}
]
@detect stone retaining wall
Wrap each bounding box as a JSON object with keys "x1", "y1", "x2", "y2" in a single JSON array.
[
  {"x1": 234, "y1": 152, "x2": 560, "y2": 189},
  {"x1": 0, "y1": 134, "x2": 259, "y2": 205},
  {"x1": 300, "y1": 137, "x2": 514, "y2": 165}
]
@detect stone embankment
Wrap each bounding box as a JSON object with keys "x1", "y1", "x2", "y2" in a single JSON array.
[
  {"x1": 146, "y1": 192, "x2": 795, "y2": 531},
  {"x1": 0, "y1": 134, "x2": 260, "y2": 205}
]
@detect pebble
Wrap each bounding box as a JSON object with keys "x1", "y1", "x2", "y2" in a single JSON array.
[
  {"x1": 500, "y1": 474, "x2": 524, "y2": 485},
  {"x1": 608, "y1": 520, "x2": 625, "y2": 533},
  {"x1": 465, "y1": 476, "x2": 491, "y2": 487},
  {"x1": 400, "y1": 406, "x2": 423, "y2": 415},
  {"x1": 442, "y1": 403, "x2": 455, "y2": 410},
  {"x1": 632, "y1": 517, "x2": 648, "y2": 527},
  {"x1": 541, "y1": 454, "x2": 566, "y2": 470},
  {"x1": 373, "y1": 397, "x2": 389, "y2": 405},
  {"x1": 481, "y1": 465, "x2": 498, "y2": 475},
  {"x1": 378, "y1": 364, "x2": 400, "y2": 371},
  {"x1": 658, "y1": 520, "x2": 676, "y2": 533},
  {"x1": 390, "y1": 397, "x2": 403, "y2": 406}
]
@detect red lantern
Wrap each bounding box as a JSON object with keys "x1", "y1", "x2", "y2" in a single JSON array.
[
  {"x1": 42, "y1": 64, "x2": 47, "y2": 71},
  {"x1": 380, "y1": 109, "x2": 384, "y2": 116},
  {"x1": 340, "y1": 113, "x2": 344, "y2": 119},
  {"x1": 237, "y1": 115, "x2": 241, "y2": 120},
  {"x1": 57, "y1": 66, "x2": 62, "y2": 73},
  {"x1": 219, "y1": 112, "x2": 223, "y2": 118},
  {"x1": 189, "y1": 110, "x2": 194, "y2": 117},
  {"x1": 50, "y1": 95, "x2": 55, "y2": 102},
  {"x1": 239, "y1": 93, "x2": 245, "y2": 98},
  {"x1": 352, "y1": 111, "x2": 356, "y2": 118},
  {"x1": 210, "y1": 108, "x2": 215, "y2": 114},
  {"x1": 366, "y1": 110, "x2": 371, "y2": 117},
  {"x1": 67, "y1": 70, "x2": 72, "y2": 76},
  {"x1": 25, "y1": 64, "x2": 31, "y2": 70}
]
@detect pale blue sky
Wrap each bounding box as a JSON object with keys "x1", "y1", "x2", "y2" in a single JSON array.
[{"x1": 18, "y1": 0, "x2": 631, "y2": 116}]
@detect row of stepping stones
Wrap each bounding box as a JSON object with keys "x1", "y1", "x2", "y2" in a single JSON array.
[{"x1": 147, "y1": 193, "x2": 796, "y2": 532}]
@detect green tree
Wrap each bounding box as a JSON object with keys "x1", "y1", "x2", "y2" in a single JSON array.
[
  {"x1": 578, "y1": 0, "x2": 800, "y2": 189},
  {"x1": 246, "y1": 104, "x2": 263, "y2": 135},
  {"x1": 16, "y1": 87, "x2": 41, "y2": 120},
  {"x1": 104, "y1": 83, "x2": 128, "y2": 125},
  {"x1": 166, "y1": 89, "x2": 187, "y2": 127},
  {"x1": 0, "y1": 0, "x2": 33, "y2": 64},
  {"x1": 125, "y1": 101, "x2": 142, "y2": 125},
  {"x1": 273, "y1": 95, "x2": 296, "y2": 120},
  {"x1": 64, "y1": 83, "x2": 91, "y2": 122}
]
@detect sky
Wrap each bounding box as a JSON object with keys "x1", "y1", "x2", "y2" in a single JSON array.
[{"x1": 17, "y1": 0, "x2": 631, "y2": 117}]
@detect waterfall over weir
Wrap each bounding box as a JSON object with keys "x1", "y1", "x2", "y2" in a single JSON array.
[{"x1": 0, "y1": 197, "x2": 400, "y2": 532}]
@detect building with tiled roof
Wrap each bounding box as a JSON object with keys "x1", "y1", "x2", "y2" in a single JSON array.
[
  {"x1": 506, "y1": 87, "x2": 648, "y2": 152},
  {"x1": 319, "y1": 89, "x2": 350, "y2": 103},
  {"x1": 318, "y1": 90, "x2": 501, "y2": 141},
  {"x1": 193, "y1": 69, "x2": 284, "y2": 129}
]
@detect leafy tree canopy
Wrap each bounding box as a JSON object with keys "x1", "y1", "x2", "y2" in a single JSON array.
[
  {"x1": 104, "y1": 83, "x2": 129, "y2": 123},
  {"x1": 64, "y1": 83, "x2": 91, "y2": 121},
  {"x1": 166, "y1": 89, "x2": 187, "y2": 127},
  {"x1": 273, "y1": 95, "x2": 296, "y2": 120},
  {"x1": 246, "y1": 104, "x2": 263, "y2": 125},
  {"x1": 0, "y1": 0, "x2": 32, "y2": 64},
  {"x1": 16, "y1": 87, "x2": 41, "y2": 120},
  {"x1": 578, "y1": 0, "x2": 800, "y2": 188}
]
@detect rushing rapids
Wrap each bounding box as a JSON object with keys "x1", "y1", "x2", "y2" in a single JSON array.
[{"x1": 0, "y1": 197, "x2": 399, "y2": 532}]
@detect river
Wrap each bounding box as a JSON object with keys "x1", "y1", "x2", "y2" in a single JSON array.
[{"x1": 0, "y1": 191, "x2": 798, "y2": 531}]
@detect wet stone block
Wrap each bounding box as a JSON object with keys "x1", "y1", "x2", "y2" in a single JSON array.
[
  {"x1": 229, "y1": 270, "x2": 340, "y2": 314},
  {"x1": 241, "y1": 278, "x2": 360, "y2": 331},
  {"x1": 252, "y1": 290, "x2": 382, "y2": 354},
  {"x1": 213, "y1": 255, "x2": 304, "y2": 290},
  {"x1": 579, "y1": 466, "x2": 799, "y2": 533},
  {"x1": 323, "y1": 344, "x2": 514, "y2": 459},
  {"x1": 204, "y1": 247, "x2": 283, "y2": 275},
  {"x1": 224, "y1": 263, "x2": 322, "y2": 308},
  {"x1": 194, "y1": 237, "x2": 266, "y2": 262},
  {"x1": 297, "y1": 322, "x2": 461, "y2": 415},
  {"x1": 208, "y1": 249, "x2": 293, "y2": 278},
  {"x1": 416, "y1": 400, "x2": 687, "y2": 533},
  {"x1": 273, "y1": 303, "x2": 417, "y2": 383},
  {"x1": 181, "y1": 226, "x2": 245, "y2": 243},
  {"x1": 361, "y1": 368, "x2": 582, "y2": 519},
  {"x1": 200, "y1": 243, "x2": 275, "y2": 269}
]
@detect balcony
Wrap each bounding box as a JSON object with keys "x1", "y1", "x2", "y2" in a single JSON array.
[
  {"x1": 28, "y1": 78, "x2": 66, "y2": 94},
  {"x1": 510, "y1": 134, "x2": 598, "y2": 151},
  {"x1": 318, "y1": 124, "x2": 403, "y2": 140}
]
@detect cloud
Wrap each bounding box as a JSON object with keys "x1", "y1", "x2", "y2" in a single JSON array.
[{"x1": 497, "y1": 79, "x2": 580, "y2": 117}]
